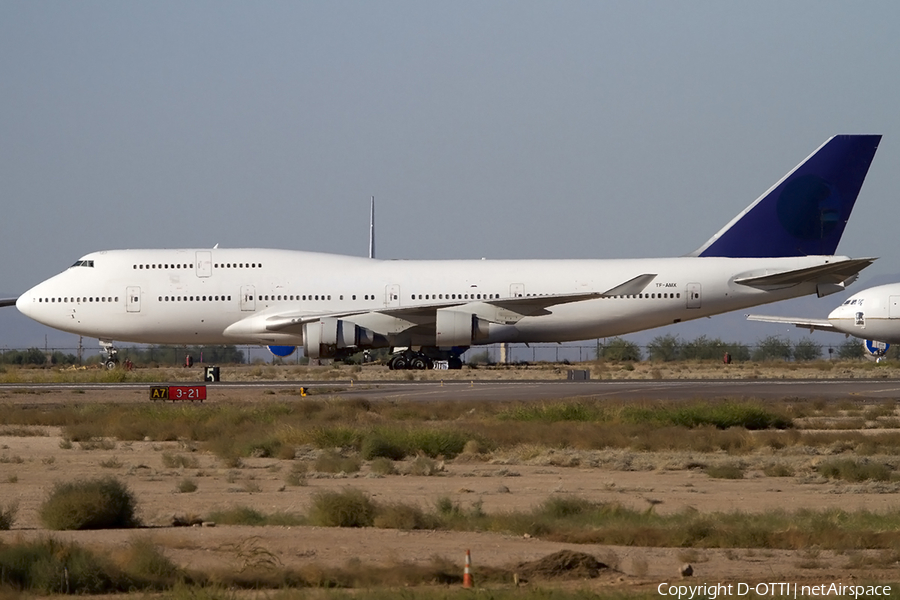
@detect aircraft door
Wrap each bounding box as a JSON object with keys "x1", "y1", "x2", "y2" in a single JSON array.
[
  {"x1": 510, "y1": 283, "x2": 525, "y2": 297},
  {"x1": 890, "y1": 296, "x2": 900, "y2": 319},
  {"x1": 195, "y1": 251, "x2": 212, "y2": 278},
  {"x1": 241, "y1": 285, "x2": 256, "y2": 312},
  {"x1": 686, "y1": 283, "x2": 701, "y2": 309},
  {"x1": 385, "y1": 284, "x2": 400, "y2": 308},
  {"x1": 126, "y1": 286, "x2": 141, "y2": 313}
]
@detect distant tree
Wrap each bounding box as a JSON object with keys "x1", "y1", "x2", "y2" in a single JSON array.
[
  {"x1": 647, "y1": 334, "x2": 681, "y2": 362},
  {"x1": 721, "y1": 342, "x2": 751, "y2": 362},
  {"x1": 50, "y1": 351, "x2": 79, "y2": 366},
  {"x1": 752, "y1": 336, "x2": 793, "y2": 361},
  {"x1": 598, "y1": 337, "x2": 642, "y2": 362},
  {"x1": 681, "y1": 335, "x2": 728, "y2": 361},
  {"x1": 792, "y1": 337, "x2": 822, "y2": 361},
  {"x1": 883, "y1": 344, "x2": 900, "y2": 361},
  {"x1": 0, "y1": 348, "x2": 49, "y2": 366},
  {"x1": 119, "y1": 345, "x2": 246, "y2": 366},
  {"x1": 837, "y1": 339, "x2": 865, "y2": 360}
]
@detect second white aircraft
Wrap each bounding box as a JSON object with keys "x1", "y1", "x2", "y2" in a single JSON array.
[{"x1": 749, "y1": 281, "x2": 900, "y2": 357}]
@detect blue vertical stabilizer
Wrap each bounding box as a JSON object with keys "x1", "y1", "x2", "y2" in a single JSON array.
[{"x1": 693, "y1": 135, "x2": 881, "y2": 258}]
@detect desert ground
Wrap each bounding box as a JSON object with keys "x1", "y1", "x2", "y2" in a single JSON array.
[{"x1": 2, "y1": 360, "x2": 900, "y2": 595}]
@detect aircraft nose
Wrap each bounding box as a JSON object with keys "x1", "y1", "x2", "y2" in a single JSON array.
[{"x1": 16, "y1": 286, "x2": 41, "y2": 321}]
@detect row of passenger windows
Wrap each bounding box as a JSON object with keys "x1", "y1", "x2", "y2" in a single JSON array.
[
  {"x1": 215, "y1": 263, "x2": 262, "y2": 269},
  {"x1": 160, "y1": 295, "x2": 233, "y2": 302},
  {"x1": 37, "y1": 291, "x2": 683, "y2": 306},
  {"x1": 38, "y1": 297, "x2": 118, "y2": 303},
  {"x1": 606, "y1": 293, "x2": 681, "y2": 299},
  {"x1": 133, "y1": 263, "x2": 264, "y2": 270},
  {"x1": 251, "y1": 294, "x2": 333, "y2": 301},
  {"x1": 411, "y1": 293, "x2": 499, "y2": 300},
  {"x1": 135, "y1": 264, "x2": 193, "y2": 270},
  {"x1": 248, "y1": 294, "x2": 378, "y2": 301}
]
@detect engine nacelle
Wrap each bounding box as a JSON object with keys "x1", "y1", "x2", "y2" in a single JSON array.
[
  {"x1": 435, "y1": 308, "x2": 490, "y2": 347},
  {"x1": 303, "y1": 318, "x2": 379, "y2": 359},
  {"x1": 267, "y1": 345, "x2": 296, "y2": 357}
]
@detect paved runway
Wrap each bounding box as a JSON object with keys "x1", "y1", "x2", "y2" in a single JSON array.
[{"x1": 2, "y1": 378, "x2": 900, "y2": 403}]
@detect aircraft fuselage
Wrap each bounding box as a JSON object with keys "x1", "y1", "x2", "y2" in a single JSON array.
[{"x1": 17, "y1": 248, "x2": 845, "y2": 347}]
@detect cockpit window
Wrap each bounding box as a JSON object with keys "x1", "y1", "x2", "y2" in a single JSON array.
[{"x1": 70, "y1": 260, "x2": 95, "y2": 268}]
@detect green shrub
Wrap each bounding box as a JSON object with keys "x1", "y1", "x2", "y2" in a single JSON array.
[
  {"x1": 407, "y1": 455, "x2": 440, "y2": 476},
  {"x1": 373, "y1": 502, "x2": 438, "y2": 530},
  {"x1": 763, "y1": 463, "x2": 795, "y2": 477},
  {"x1": 308, "y1": 489, "x2": 376, "y2": 527},
  {"x1": 538, "y1": 495, "x2": 595, "y2": 518},
  {"x1": 369, "y1": 457, "x2": 396, "y2": 475},
  {"x1": 161, "y1": 452, "x2": 200, "y2": 469},
  {"x1": 119, "y1": 538, "x2": 181, "y2": 587},
  {"x1": 314, "y1": 450, "x2": 361, "y2": 474},
  {"x1": 39, "y1": 477, "x2": 139, "y2": 530},
  {"x1": 598, "y1": 337, "x2": 642, "y2": 361},
  {"x1": 817, "y1": 459, "x2": 894, "y2": 482},
  {"x1": 0, "y1": 501, "x2": 18, "y2": 529},
  {"x1": 0, "y1": 537, "x2": 127, "y2": 593},
  {"x1": 360, "y1": 434, "x2": 406, "y2": 460},
  {"x1": 284, "y1": 462, "x2": 309, "y2": 486},
  {"x1": 309, "y1": 426, "x2": 364, "y2": 449},
  {"x1": 177, "y1": 478, "x2": 198, "y2": 493},
  {"x1": 405, "y1": 429, "x2": 468, "y2": 458}
]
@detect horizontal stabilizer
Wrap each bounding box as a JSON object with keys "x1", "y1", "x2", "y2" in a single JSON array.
[
  {"x1": 733, "y1": 258, "x2": 875, "y2": 288},
  {"x1": 0, "y1": 298, "x2": 17, "y2": 308},
  {"x1": 747, "y1": 314, "x2": 836, "y2": 334}
]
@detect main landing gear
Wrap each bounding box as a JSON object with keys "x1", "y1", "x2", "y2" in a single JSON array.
[
  {"x1": 388, "y1": 350, "x2": 432, "y2": 370},
  {"x1": 387, "y1": 349, "x2": 463, "y2": 370},
  {"x1": 100, "y1": 341, "x2": 119, "y2": 370}
]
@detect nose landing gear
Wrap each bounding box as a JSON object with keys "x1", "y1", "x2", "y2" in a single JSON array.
[{"x1": 100, "y1": 341, "x2": 119, "y2": 370}]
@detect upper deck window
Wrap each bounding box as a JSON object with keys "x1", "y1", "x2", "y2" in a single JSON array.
[{"x1": 70, "y1": 260, "x2": 95, "y2": 268}]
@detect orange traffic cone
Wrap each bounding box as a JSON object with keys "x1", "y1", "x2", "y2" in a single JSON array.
[{"x1": 463, "y1": 549, "x2": 474, "y2": 588}]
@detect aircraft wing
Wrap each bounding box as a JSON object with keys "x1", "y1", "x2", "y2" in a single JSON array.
[
  {"x1": 0, "y1": 298, "x2": 17, "y2": 308},
  {"x1": 746, "y1": 314, "x2": 836, "y2": 334},
  {"x1": 733, "y1": 258, "x2": 875, "y2": 288},
  {"x1": 260, "y1": 274, "x2": 657, "y2": 333}
]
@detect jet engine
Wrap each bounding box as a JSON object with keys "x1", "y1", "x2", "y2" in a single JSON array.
[
  {"x1": 303, "y1": 318, "x2": 379, "y2": 359},
  {"x1": 864, "y1": 339, "x2": 890, "y2": 361},
  {"x1": 267, "y1": 345, "x2": 296, "y2": 357},
  {"x1": 435, "y1": 308, "x2": 490, "y2": 347}
]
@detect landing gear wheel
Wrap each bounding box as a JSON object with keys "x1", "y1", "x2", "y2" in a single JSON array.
[
  {"x1": 448, "y1": 357, "x2": 463, "y2": 370},
  {"x1": 391, "y1": 356, "x2": 408, "y2": 370},
  {"x1": 410, "y1": 356, "x2": 428, "y2": 370},
  {"x1": 100, "y1": 341, "x2": 120, "y2": 370}
]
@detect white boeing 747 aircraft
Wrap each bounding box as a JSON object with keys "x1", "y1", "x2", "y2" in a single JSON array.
[
  {"x1": 748, "y1": 281, "x2": 900, "y2": 358},
  {"x1": 1, "y1": 135, "x2": 882, "y2": 369}
]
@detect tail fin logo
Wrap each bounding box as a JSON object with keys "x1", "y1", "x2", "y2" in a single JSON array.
[{"x1": 776, "y1": 174, "x2": 841, "y2": 241}]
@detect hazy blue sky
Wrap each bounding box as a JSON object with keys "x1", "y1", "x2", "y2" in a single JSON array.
[{"x1": 2, "y1": 2, "x2": 899, "y2": 352}]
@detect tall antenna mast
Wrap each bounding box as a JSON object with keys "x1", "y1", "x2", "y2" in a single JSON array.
[{"x1": 368, "y1": 196, "x2": 375, "y2": 259}]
